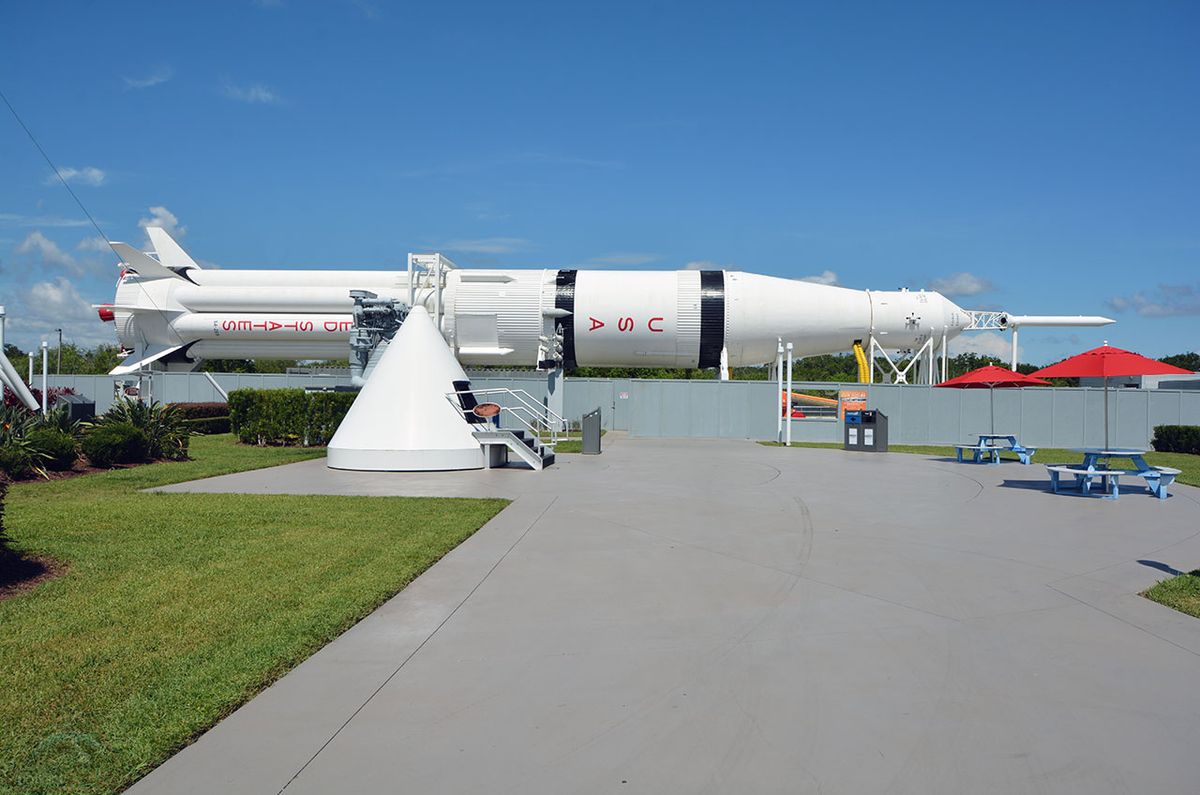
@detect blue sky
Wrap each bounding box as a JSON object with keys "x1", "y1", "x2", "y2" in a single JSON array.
[{"x1": 1, "y1": 0, "x2": 1197, "y2": 364}]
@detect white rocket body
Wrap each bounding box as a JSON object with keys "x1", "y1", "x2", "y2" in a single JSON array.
[{"x1": 107, "y1": 254, "x2": 973, "y2": 373}]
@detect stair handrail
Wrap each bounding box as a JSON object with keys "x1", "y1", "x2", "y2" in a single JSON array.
[
  {"x1": 445, "y1": 387, "x2": 568, "y2": 443},
  {"x1": 442, "y1": 390, "x2": 563, "y2": 445},
  {"x1": 471, "y1": 388, "x2": 568, "y2": 430}
]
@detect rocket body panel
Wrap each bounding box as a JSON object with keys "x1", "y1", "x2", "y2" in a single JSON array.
[{"x1": 569, "y1": 271, "x2": 703, "y2": 368}]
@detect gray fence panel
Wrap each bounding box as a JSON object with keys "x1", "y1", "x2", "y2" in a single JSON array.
[
  {"x1": 41, "y1": 372, "x2": 1200, "y2": 446},
  {"x1": 1020, "y1": 388, "x2": 1055, "y2": 447},
  {"x1": 563, "y1": 379, "x2": 617, "y2": 429},
  {"x1": 1180, "y1": 391, "x2": 1200, "y2": 426},
  {"x1": 928, "y1": 388, "x2": 961, "y2": 445}
]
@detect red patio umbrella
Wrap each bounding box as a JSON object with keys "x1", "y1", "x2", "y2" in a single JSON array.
[
  {"x1": 937, "y1": 365, "x2": 1050, "y2": 433},
  {"x1": 1031, "y1": 345, "x2": 1192, "y2": 448}
]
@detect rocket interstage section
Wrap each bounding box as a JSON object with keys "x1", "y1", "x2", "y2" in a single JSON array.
[{"x1": 565, "y1": 270, "x2": 720, "y2": 368}]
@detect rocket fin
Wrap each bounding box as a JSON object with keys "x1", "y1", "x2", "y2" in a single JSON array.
[
  {"x1": 110, "y1": 242, "x2": 186, "y2": 280},
  {"x1": 109, "y1": 343, "x2": 187, "y2": 375},
  {"x1": 146, "y1": 227, "x2": 201, "y2": 271}
]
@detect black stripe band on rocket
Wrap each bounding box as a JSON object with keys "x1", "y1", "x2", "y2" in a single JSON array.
[
  {"x1": 555, "y1": 269, "x2": 578, "y2": 369},
  {"x1": 698, "y1": 270, "x2": 725, "y2": 369}
]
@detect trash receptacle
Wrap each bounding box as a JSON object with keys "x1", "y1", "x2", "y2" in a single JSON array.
[
  {"x1": 581, "y1": 408, "x2": 602, "y2": 455},
  {"x1": 860, "y1": 410, "x2": 889, "y2": 452},
  {"x1": 843, "y1": 410, "x2": 863, "y2": 450},
  {"x1": 55, "y1": 393, "x2": 95, "y2": 422}
]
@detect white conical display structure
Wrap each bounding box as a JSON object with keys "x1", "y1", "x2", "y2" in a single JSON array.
[{"x1": 327, "y1": 306, "x2": 484, "y2": 471}]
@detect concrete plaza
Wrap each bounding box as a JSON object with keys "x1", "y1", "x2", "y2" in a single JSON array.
[{"x1": 131, "y1": 437, "x2": 1200, "y2": 794}]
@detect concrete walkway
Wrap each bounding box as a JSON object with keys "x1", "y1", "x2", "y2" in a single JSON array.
[{"x1": 132, "y1": 437, "x2": 1200, "y2": 794}]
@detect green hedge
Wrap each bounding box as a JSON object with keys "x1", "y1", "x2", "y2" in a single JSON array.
[
  {"x1": 184, "y1": 416, "x2": 231, "y2": 435},
  {"x1": 172, "y1": 402, "x2": 231, "y2": 435},
  {"x1": 82, "y1": 423, "x2": 150, "y2": 468},
  {"x1": 1152, "y1": 425, "x2": 1200, "y2": 455},
  {"x1": 228, "y1": 389, "x2": 357, "y2": 446}
]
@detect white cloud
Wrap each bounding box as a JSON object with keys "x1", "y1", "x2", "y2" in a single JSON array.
[
  {"x1": 800, "y1": 270, "x2": 839, "y2": 286},
  {"x1": 44, "y1": 166, "x2": 106, "y2": 187},
  {"x1": 17, "y1": 231, "x2": 109, "y2": 277},
  {"x1": 930, "y1": 272, "x2": 993, "y2": 297},
  {"x1": 18, "y1": 231, "x2": 76, "y2": 272},
  {"x1": 350, "y1": 0, "x2": 380, "y2": 19},
  {"x1": 1107, "y1": 284, "x2": 1200, "y2": 317},
  {"x1": 138, "y1": 206, "x2": 186, "y2": 240},
  {"x1": 222, "y1": 82, "x2": 283, "y2": 104},
  {"x1": 76, "y1": 236, "x2": 110, "y2": 252},
  {"x1": 950, "y1": 331, "x2": 1017, "y2": 360},
  {"x1": 587, "y1": 252, "x2": 662, "y2": 267},
  {"x1": 684, "y1": 260, "x2": 719, "y2": 270},
  {"x1": 123, "y1": 66, "x2": 173, "y2": 89},
  {"x1": 4, "y1": 277, "x2": 115, "y2": 350},
  {"x1": 438, "y1": 237, "x2": 529, "y2": 255}
]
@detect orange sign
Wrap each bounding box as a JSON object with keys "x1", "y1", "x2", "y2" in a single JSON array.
[{"x1": 838, "y1": 389, "x2": 867, "y2": 420}]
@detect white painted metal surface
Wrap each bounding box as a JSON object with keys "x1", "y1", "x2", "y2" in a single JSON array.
[{"x1": 326, "y1": 307, "x2": 483, "y2": 471}]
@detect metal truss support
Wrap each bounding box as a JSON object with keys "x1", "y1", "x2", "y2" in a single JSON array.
[{"x1": 869, "y1": 335, "x2": 936, "y2": 385}]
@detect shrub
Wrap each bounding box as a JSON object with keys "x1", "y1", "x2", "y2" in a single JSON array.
[
  {"x1": 94, "y1": 399, "x2": 191, "y2": 461},
  {"x1": 26, "y1": 428, "x2": 78, "y2": 471},
  {"x1": 2, "y1": 385, "x2": 76, "y2": 411},
  {"x1": 35, "y1": 404, "x2": 84, "y2": 440},
  {"x1": 0, "y1": 445, "x2": 34, "y2": 479},
  {"x1": 82, "y1": 423, "x2": 149, "y2": 468},
  {"x1": 229, "y1": 388, "x2": 356, "y2": 446},
  {"x1": 184, "y1": 416, "x2": 231, "y2": 435},
  {"x1": 1151, "y1": 425, "x2": 1200, "y2": 455},
  {"x1": 171, "y1": 402, "x2": 229, "y2": 420},
  {"x1": 0, "y1": 406, "x2": 36, "y2": 445},
  {"x1": 0, "y1": 475, "x2": 8, "y2": 553},
  {"x1": 172, "y1": 402, "x2": 231, "y2": 435}
]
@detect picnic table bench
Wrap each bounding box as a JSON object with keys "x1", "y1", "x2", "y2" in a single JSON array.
[
  {"x1": 978, "y1": 434, "x2": 1037, "y2": 464},
  {"x1": 956, "y1": 444, "x2": 1001, "y2": 464},
  {"x1": 1045, "y1": 463, "x2": 1181, "y2": 499}
]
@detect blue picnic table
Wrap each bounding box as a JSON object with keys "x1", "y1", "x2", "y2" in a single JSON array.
[
  {"x1": 979, "y1": 434, "x2": 1038, "y2": 465},
  {"x1": 1045, "y1": 448, "x2": 1181, "y2": 499},
  {"x1": 955, "y1": 434, "x2": 1037, "y2": 465}
]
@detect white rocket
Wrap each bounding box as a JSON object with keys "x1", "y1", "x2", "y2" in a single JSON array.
[{"x1": 98, "y1": 228, "x2": 1113, "y2": 376}]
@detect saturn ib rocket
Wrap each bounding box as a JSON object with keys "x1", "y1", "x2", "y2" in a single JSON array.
[{"x1": 98, "y1": 228, "x2": 1109, "y2": 376}]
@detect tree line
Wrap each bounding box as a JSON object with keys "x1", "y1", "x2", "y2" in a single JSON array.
[{"x1": 5, "y1": 343, "x2": 1197, "y2": 381}]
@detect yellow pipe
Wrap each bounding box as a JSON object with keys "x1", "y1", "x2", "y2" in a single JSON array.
[{"x1": 853, "y1": 341, "x2": 869, "y2": 383}]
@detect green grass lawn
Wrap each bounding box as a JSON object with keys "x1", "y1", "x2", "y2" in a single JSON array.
[
  {"x1": 1143, "y1": 571, "x2": 1200, "y2": 619},
  {"x1": 0, "y1": 435, "x2": 508, "y2": 795},
  {"x1": 758, "y1": 441, "x2": 1200, "y2": 488}
]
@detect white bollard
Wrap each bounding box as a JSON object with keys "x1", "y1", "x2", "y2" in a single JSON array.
[
  {"x1": 776, "y1": 339, "x2": 784, "y2": 443},
  {"x1": 785, "y1": 342, "x2": 794, "y2": 447}
]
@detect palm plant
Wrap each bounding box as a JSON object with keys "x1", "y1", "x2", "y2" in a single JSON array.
[
  {"x1": 93, "y1": 399, "x2": 192, "y2": 461},
  {"x1": 33, "y1": 404, "x2": 83, "y2": 440}
]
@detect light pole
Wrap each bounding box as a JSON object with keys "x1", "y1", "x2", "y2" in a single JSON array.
[{"x1": 56, "y1": 328, "x2": 62, "y2": 375}]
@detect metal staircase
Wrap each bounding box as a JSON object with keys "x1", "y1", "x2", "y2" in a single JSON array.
[
  {"x1": 471, "y1": 428, "x2": 556, "y2": 470},
  {"x1": 444, "y1": 386, "x2": 568, "y2": 471}
]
